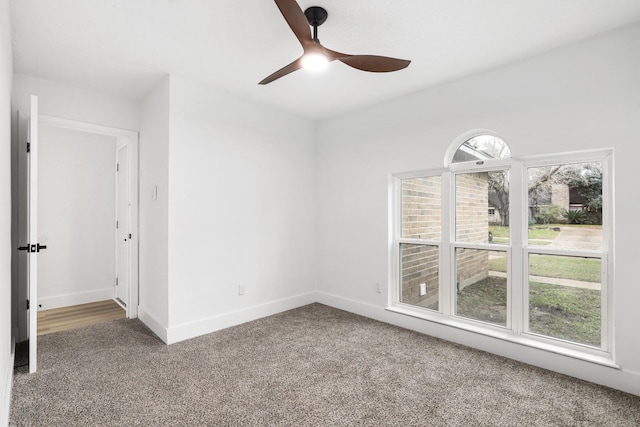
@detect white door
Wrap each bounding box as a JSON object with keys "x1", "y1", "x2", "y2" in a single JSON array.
[
  {"x1": 17, "y1": 95, "x2": 40, "y2": 373},
  {"x1": 115, "y1": 145, "x2": 129, "y2": 307}
]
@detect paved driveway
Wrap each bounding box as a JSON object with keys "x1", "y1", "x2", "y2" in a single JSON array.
[{"x1": 547, "y1": 226, "x2": 602, "y2": 251}]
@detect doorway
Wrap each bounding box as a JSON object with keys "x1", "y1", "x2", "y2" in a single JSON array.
[{"x1": 16, "y1": 112, "x2": 139, "y2": 371}]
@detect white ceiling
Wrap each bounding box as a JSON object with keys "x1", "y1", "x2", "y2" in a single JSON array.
[{"x1": 9, "y1": 0, "x2": 640, "y2": 120}]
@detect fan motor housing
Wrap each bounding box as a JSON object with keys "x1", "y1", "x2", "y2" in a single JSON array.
[{"x1": 304, "y1": 6, "x2": 328, "y2": 27}]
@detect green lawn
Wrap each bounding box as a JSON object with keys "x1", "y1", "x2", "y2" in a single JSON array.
[
  {"x1": 456, "y1": 276, "x2": 506, "y2": 326},
  {"x1": 457, "y1": 277, "x2": 600, "y2": 347},
  {"x1": 529, "y1": 281, "x2": 601, "y2": 347},
  {"x1": 488, "y1": 254, "x2": 600, "y2": 283},
  {"x1": 489, "y1": 225, "x2": 561, "y2": 245}
]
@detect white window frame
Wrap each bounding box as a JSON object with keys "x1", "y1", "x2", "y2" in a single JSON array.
[
  {"x1": 391, "y1": 168, "x2": 445, "y2": 311},
  {"x1": 389, "y1": 146, "x2": 615, "y2": 367},
  {"x1": 451, "y1": 162, "x2": 514, "y2": 331},
  {"x1": 520, "y1": 149, "x2": 613, "y2": 357}
]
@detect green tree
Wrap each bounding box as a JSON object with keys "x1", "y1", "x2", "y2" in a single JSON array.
[
  {"x1": 488, "y1": 171, "x2": 509, "y2": 226},
  {"x1": 567, "y1": 164, "x2": 602, "y2": 223}
]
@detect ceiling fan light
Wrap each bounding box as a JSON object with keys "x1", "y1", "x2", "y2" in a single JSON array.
[{"x1": 302, "y1": 52, "x2": 328, "y2": 71}]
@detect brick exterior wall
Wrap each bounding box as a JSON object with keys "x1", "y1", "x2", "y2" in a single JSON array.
[
  {"x1": 400, "y1": 244, "x2": 439, "y2": 308},
  {"x1": 455, "y1": 248, "x2": 489, "y2": 289},
  {"x1": 455, "y1": 173, "x2": 489, "y2": 243},
  {"x1": 455, "y1": 173, "x2": 490, "y2": 289},
  {"x1": 401, "y1": 177, "x2": 441, "y2": 240}
]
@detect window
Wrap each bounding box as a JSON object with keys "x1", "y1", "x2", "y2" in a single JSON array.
[
  {"x1": 392, "y1": 132, "x2": 612, "y2": 362},
  {"x1": 398, "y1": 175, "x2": 441, "y2": 311},
  {"x1": 525, "y1": 161, "x2": 606, "y2": 348}
]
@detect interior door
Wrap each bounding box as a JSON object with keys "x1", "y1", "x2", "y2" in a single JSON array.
[
  {"x1": 28, "y1": 95, "x2": 39, "y2": 372},
  {"x1": 17, "y1": 95, "x2": 41, "y2": 372},
  {"x1": 115, "y1": 144, "x2": 129, "y2": 308}
]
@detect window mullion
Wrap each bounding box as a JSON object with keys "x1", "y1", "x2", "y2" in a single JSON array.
[
  {"x1": 440, "y1": 171, "x2": 453, "y2": 316},
  {"x1": 510, "y1": 162, "x2": 524, "y2": 334},
  {"x1": 391, "y1": 176, "x2": 402, "y2": 305}
]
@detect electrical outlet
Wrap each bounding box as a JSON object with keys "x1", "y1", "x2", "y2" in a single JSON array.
[
  {"x1": 375, "y1": 283, "x2": 382, "y2": 293},
  {"x1": 238, "y1": 285, "x2": 246, "y2": 296},
  {"x1": 419, "y1": 283, "x2": 427, "y2": 296}
]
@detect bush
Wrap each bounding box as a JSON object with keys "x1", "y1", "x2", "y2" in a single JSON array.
[
  {"x1": 563, "y1": 209, "x2": 593, "y2": 224},
  {"x1": 535, "y1": 205, "x2": 564, "y2": 225}
]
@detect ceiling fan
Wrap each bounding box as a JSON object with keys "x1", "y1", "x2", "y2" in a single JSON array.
[{"x1": 259, "y1": 0, "x2": 411, "y2": 85}]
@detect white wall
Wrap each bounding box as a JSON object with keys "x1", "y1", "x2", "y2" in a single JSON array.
[
  {"x1": 37, "y1": 125, "x2": 116, "y2": 309},
  {"x1": 138, "y1": 77, "x2": 170, "y2": 339},
  {"x1": 0, "y1": 0, "x2": 13, "y2": 423},
  {"x1": 316, "y1": 23, "x2": 640, "y2": 395},
  {"x1": 12, "y1": 75, "x2": 139, "y2": 132},
  {"x1": 165, "y1": 76, "x2": 318, "y2": 342}
]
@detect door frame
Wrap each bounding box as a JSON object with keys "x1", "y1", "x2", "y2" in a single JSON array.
[
  {"x1": 39, "y1": 115, "x2": 140, "y2": 318},
  {"x1": 115, "y1": 143, "x2": 130, "y2": 309}
]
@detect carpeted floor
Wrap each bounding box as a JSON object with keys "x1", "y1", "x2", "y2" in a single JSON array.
[{"x1": 10, "y1": 303, "x2": 640, "y2": 426}]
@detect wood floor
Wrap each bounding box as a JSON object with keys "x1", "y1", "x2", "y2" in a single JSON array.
[{"x1": 37, "y1": 299, "x2": 126, "y2": 336}]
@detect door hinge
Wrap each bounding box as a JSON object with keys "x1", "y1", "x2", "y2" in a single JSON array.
[
  {"x1": 116, "y1": 220, "x2": 119, "y2": 229},
  {"x1": 26, "y1": 299, "x2": 29, "y2": 310},
  {"x1": 129, "y1": 233, "x2": 132, "y2": 239},
  {"x1": 117, "y1": 163, "x2": 119, "y2": 172},
  {"x1": 116, "y1": 277, "x2": 119, "y2": 286},
  {"x1": 26, "y1": 142, "x2": 31, "y2": 153}
]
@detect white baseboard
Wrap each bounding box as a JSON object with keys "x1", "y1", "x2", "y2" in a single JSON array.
[
  {"x1": 166, "y1": 292, "x2": 317, "y2": 344},
  {"x1": 316, "y1": 291, "x2": 640, "y2": 397},
  {"x1": 38, "y1": 288, "x2": 113, "y2": 311},
  {"x1": 137, "y1": 307, "x2": 168, "y2": 344},
  {"x1": 1, "y1": 333, "x2": 16, "y2": 427}
]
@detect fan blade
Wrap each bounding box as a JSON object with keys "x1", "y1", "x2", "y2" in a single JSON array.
[
  {"x1": 327, "y1": 50, "x2": 410, "y2": 72},
  {"x1": 259, "y1": 57, "x2": 304, "y2": 85},
  {"x1": 274, "y1": 0, "x2": 313, "y2": 47}
]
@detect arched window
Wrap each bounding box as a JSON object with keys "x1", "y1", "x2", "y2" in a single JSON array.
[
  {"x1": 445, "y1": 129, "x2": 511, "y2": 166},
  {"x1": 392, "y1": 130, "x2": 613, "y2": 364}
]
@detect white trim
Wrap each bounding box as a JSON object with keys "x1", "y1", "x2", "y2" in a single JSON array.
[
  {"x1": 517, "y1": 147, "x2": 613, "y2": 166},
  {"x1": 316, "y1": 291, "x2": 640, "y2": 397},
  {"x1": 39, "y1": 115, "x2": 137, "y2": 137},
  {"x1": 387, "y1": 174, "x2": 397, "y2": 306},
  {"x1": 393, "y1": 167, "x2": 445, "y2": 180},
  {"x1": 137, "y1": 307, "x2": 168, "y2": 343},
  {"x1": 166, "y1": 292, "x2": 317, "y2": 344},
  {"x1": 37, "y1": 288, "x2": 114, "y2": 311},
  {"x1": 388, "y1": 302, "x2": 613, "y2": 362},
  {"x1": 605, "y1": 151, "x2": 615, "y2": 360}
]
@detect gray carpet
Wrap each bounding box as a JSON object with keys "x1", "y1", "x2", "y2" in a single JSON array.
[{"x1": 10, "y1": 303, "x2": 640, "y2": 426}]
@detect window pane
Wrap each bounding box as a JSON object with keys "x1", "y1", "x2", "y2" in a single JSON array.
[
  {"x1": 456, "y1": 171, "x2": 509, "y2": 244},
  {"x1": 401, "y1": 176, "x2": 441, "y2": 240},
  {"x1": 455, "y1": 248, "x2": 507, "y2": 327},
  {"x1": 400, "y1": 244, "x2": 439, "y2": 311},
  {"x1": 527, "y1": 162, "x2": 603, "y2": 249},
  {"x1": 452, "y1": 135, "x2": 511, "y2": 163},
  {"x1": 528, "y1": 254, "x2": 601, "y2": 347}
]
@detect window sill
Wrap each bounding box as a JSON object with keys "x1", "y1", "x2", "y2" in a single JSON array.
[{"x1": 386, "y1": 304, "x2": 619, "y2": 369}]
